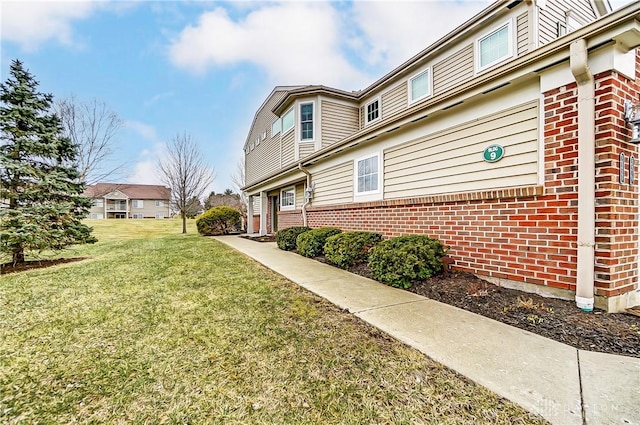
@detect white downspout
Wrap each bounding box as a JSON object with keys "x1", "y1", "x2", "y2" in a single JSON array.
[
  {"x1": 570, "y1": 39, "x2": 595, "y2": 312},
  {"x1": 299, "y1": 164, "x2": 312, "y2": 227}
]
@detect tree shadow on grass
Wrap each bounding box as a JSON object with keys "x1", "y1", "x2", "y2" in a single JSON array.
[{"x1": 1, "y1": 258, "x2": 88, "y2": 275}]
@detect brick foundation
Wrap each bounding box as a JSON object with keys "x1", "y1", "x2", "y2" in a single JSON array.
[
  {"x1": 277, "y1": 209, "x2": 304, "y2": 231},
  {"x1": 306, "y1": 57, "x2": 640, "y2": 309}
]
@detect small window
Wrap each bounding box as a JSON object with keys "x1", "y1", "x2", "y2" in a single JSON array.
[
  {"x1": 355, "y1": 154, "x2": 380, "y2": 195},
  {"x1": 300, "y1": 103, "x2": 313, "y2": 141},
  {"x1": 132, "y1": 200, "x2": 144, "y2": 208},
  {"x1": 282, "y1": 108, "x2": 294, "y2": 133},
  {"x1": 132, "y1": 213, "x2": 144, "y2": 219},
  {"x1": 155, "y1": 200, "x2": 164, "y2": 207},
  {"x1": 280, "y1": 187, "x2": 295, "y2": 210},
  {"x1": 409, "y1": 69, "x2": 431, "y2": 104},
  {"x1": 91, "y1": 213, "x2": 104, "y2": 219},
  {"x1": 477, "y1": 21, "x2": 513, "y2": 71},
  {"x1": 250, "y1": 141, "x2": 255, "y2": 150},
  {"x1": 272, "y1": 119, "x2": 281, "y2": 136},
  {"x1": 365, "y1": 98, "x2": 380, "y2": 124},
  {"x1": 93, "y1": 199, "x2": 104, "y2": 208},
  {"x1": 261, "y1": 131, "x2": 267, "y2": 140},
  {"x1": 155, "y1": 214, "x2": 164, "y2": 219}
]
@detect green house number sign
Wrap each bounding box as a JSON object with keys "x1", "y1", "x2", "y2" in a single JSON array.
[{"x1": 483, "y1": 144, "x2": 505, "y2": 163}]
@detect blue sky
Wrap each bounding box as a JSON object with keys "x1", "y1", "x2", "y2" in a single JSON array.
[{"x1": 0, "y1": 0, "x2": 631, "y2": 194}]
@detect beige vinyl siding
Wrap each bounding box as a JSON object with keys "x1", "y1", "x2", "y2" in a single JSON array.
[
  {"x1": 321, "y1": 100, "x2": 359, "y2": 148},
  {"x1": 281, "y1": 130, "x2": 295, "y2": 166},
  {"x1": 384, "y1": 101, "x2": 538, "y2": 199},
  {"x1": 312, "y1": 161, "x2": 354, "y2": 206},
  {"x1": 295, "y1": 183, "x2": 305, "y2": 208},
  {"x1": 358, "y1": 106, "x2": 365, "y2": 130},
  {"x1": 299, "y1": 142, "x2": 315, "y2": 160},
  {"x1": 433, "y1": 44, "x2": 474, "y2": 96},
  {"x1": 516, "y1": 11, "x2": 529, "y2": 55},
  {"x1": 130, "y1": 200, "x2": 170, "y2": 218},
  {"x1": 539, "y1": 0, "x2": 597, "y2": 45},
  {"x1": 244, "y1": 90, "x2": 288, "y2": 186},
  {"x1": 381, "y1": 83, "x2": 408, "y2": 119}
]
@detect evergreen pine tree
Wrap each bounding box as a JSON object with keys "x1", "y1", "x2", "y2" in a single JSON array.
[{"x1": 0, "y1": 59, "x2": 96, "y2": 265}]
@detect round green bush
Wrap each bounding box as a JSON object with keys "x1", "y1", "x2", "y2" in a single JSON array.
[
  {"x1": 196, "y1": 206, "x2": 241, "y2": 236},
  {"x1": 296, "y1": 227, "x2": 342, "y2": 258},
  {"x1": 324, "y1": 231, "x2": 382, "y2": 269},
  {"x1": 276, "y1": 226, "x2": 311, "y2": 251},
  {"x1": 368, "y1": 235, "x2": 447, "y2": 288}
]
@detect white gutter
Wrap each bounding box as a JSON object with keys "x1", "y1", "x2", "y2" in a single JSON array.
[
  {"x1": 570, "y1": 39, "x2": 595, "y2": 312},
  {"x1": 298, "y1": 164, "x2": 312, "y2": 227}
]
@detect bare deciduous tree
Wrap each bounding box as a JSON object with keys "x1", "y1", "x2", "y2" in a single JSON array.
[
  {"x1": 157, "y1": 133, "x2": 215, "y2": 234},
  {"x1": 230, "y1": 159, "x2": 248, "y2": 229},
  {"x1": 55, "y1": 95, "x2": 124, "y2": 184}
]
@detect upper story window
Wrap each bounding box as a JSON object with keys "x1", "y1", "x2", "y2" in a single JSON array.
[
  {"x1": 155, "y1": 200, "x2": 164, "y2": 207},
  {"x1": 355, "y1": 153, "x2": 380, "y2": 196},
  {"x1": 282, "y1": 108, "x2": 294, "y2": 134},
  {"x1": 132, "y1": 200, "x2": 144, "y2": 208},
  {"x1": 93, "y1": 199, "x2": 104, "y2": 208},
  {"x1": 409, "y1": 69, "x2": 431, "y2": 104},
  {"x1": 476, "y1": 20, "x2": 513, "y2": 72},
  {"x1": 272, "y1": 118, "x2": 281, "y2": 136},
  {"x1": 280, "y1": 187, "x2": 295, "y2": 210},
  {"x1": 261, "y1": 131, "x2": 267, "y2": 140},
  {"x1": 365, "y1": 98, "x2": 380, "y2": 125},
  {"x1": 558, "y1": 11, "x2": 585, "y2": 36},
  {"x1": 300, "y1": 103, "x2": 314, "y2": 141}
]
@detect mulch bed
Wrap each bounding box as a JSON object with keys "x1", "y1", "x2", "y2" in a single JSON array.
[
  {"x1": 321, "y1": 256, "x2": 640, "y2": 358},
  {"x1": 1, "y1": 258, "x2": 88, "y2": 275}
]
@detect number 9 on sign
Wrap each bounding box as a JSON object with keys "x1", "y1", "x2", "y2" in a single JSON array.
[{"x1": 483, "y1": 144, "x2": 505, "y2": 163}]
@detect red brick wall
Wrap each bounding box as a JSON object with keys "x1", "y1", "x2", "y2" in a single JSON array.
[
  {"x1": 251, "y1": 215, "x2": 260, "y2": 233},
  {"x1": 277, "y1": 209, "x2": 304, "y2": 231},
  {"x1": 306, "y1": 52, "x2": 640, "y2": 301},
  {"x1": 592, "y1": 58, "x2": 640, "y2": 298}
]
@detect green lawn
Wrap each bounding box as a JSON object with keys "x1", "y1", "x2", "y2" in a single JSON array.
[{"x1": 0, "y1": 219, "x2": 548, "y2": 424}]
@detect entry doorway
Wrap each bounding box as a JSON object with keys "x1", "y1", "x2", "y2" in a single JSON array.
[{"x1": 271, "y1": 195, "x2": 279, "y2": 233}]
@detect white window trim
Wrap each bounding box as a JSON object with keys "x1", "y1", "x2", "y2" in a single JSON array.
[
  {"x1": 475, "y1": 19, "x2": 514, "y2": 73},
  {"x1": 271, "y1": 118, "x2": 281, "y2": 136},
  {"x1": 299, "y1": 101, "x2": 315, "y2": 142},
  {"x1": 282, "y1": 107, "x2": 295, "y2": 135},
  {"x1": 353, "y1": 152, "x2": 383, "y2": 202},
  {"x1": 155, "y1": 200, "x2": 164, "y2": 207},
  {"x1": 132, "y1": 213, "x2": 144, "y2": 219},
  {"x1": 364, "y1": 97, "x2": 381, "y2": 125},
  {"x1": 280, "y1": 187, "x2": 296, "y2": 211},
  {"x1": 132, "y1": 199, "x2": 144, "y2": 208},
  {"x1": 155, "y1": 214, "x2": 164, "y2": 219},
  {"x1": 408, "y1": 68, "x2": 432, "y2": 105}
]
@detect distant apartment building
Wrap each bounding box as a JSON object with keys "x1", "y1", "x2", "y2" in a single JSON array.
[{"x1": 84, "y1": 183, "x2": 171, "y2": 219}]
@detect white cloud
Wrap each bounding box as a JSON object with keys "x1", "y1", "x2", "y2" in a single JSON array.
[
  {"x1": 144, "y1": 91, "x2": 175, "y2": 108},
  {"x1": 349, "y1": 1, "x2": 488, "y2": 69},
  {"x1": 0, "y1": 1, "x2": 99, "y2": 51},
  {"x1": 123, "y1": 120, "x2": 161, "y2": 143},
  {"x1": 168, "y1": 2, "x2": 371, "y2": 90},
  {"x1": 126, "y1": 142, "x2": 165, "y2": 185}
]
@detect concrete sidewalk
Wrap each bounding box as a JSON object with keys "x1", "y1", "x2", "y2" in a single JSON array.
[{"x1": 214, "y1": 235, "x2": 639, "y2": 425}]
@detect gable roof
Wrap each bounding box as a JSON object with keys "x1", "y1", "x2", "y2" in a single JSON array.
[
  {"x1": 268, "y1": 0, "x2": 613, "y2": 115},
  {"x1": 85, "y1": 183, "x2": 171, "y2": 200}
]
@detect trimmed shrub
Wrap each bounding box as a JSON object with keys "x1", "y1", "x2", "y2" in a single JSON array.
[
  {"x1": 296, "y1": 227, "x2": 342, "y2": 258},
  {"x1": 276, "y1": 226, "x2": 311, "y2": 251},
  {"x1": 368, "y1": 235, "x2": 447, "y2": 288},
  {"x1": 324, "y1": 231, "x2": 383, "y2": 269},
  {"x1": 196, "y1": 206, "x2": 241, "y2": 236}
]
